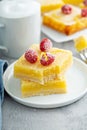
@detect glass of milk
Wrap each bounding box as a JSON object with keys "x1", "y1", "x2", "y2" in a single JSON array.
[{"x1": 0, "y1": 0, "x2": 41, "y2": 58}]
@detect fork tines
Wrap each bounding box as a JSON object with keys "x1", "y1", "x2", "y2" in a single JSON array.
[{"x1": 80, "y1": 49, "x2": 87, "y2": 63}]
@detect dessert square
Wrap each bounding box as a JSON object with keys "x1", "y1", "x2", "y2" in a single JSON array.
[
  {"x1": 74, "y1": 35, "x2": 87, "y2": 52},
  {"x1": 14, "y1": 44, "x2": 72, "y2": 84},
  {"x1": 37, "y1": 0, "x2": 64, "y2": 13},
  {"x1": 21, "y1": 77, "x2": 67, "y2": 97},
  {"x1": 43, "y1": 5, "x2": 87, "y2": 35}
]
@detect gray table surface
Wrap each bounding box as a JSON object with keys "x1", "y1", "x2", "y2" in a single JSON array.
[{"x1": 1, "y1": 33, "x2": 87, "y2": 130}]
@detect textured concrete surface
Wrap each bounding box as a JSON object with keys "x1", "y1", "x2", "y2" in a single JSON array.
[{"x1": 2, "y1": 92, "x2": 87, "y2": 130}]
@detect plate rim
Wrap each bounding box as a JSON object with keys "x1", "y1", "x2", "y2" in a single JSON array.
[{"x1": 3, "y1": 57, "x2": 87, "y2": 108}]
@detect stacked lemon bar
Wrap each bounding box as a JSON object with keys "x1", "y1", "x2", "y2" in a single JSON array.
[{"x1": 14, "y1": 38, "x2": 73, "y2": 97}]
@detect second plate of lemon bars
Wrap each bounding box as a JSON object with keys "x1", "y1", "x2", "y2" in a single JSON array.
[
  {"x1": 40, "y1": 1, "x2": 87, "y2": 42},
  {"x1": 3, "y1": 38, "x2": 87, "y2": 108}
]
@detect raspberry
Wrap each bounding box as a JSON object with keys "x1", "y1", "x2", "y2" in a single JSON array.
[
  {"x1": 40, "y1": 53, "x2": 55, "y2": 66},
  {"x1": 83, "y1": 0, "x2": 87, "y2": 6},
  {"x1": 81, "y1": 8, "x2": 87, "y2": 17},
  {"x1": 61, "y1": 4, "x2": 72, "y2": 14},
  {"x1": 25, "y1": 49, "x2": 38, "y2": 63},
  {"x1": 40, "y1": 38, "x2": 52, "y2": 52}
]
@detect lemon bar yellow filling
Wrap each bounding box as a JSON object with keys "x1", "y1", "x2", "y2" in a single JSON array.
[
  {"x1": 79, "y1": 1, "x2": 87, "y2": 8},
  {"x1": 37, "y1": 0, "x2": 64, "y2": 13},
  {"x1": 63, "y1": 0, "x2": 83, "y2": 5},
  {"x1": 74, "y1": 35, "x2": 87, "y2": 52},
  {"x1": 21, "y1": 77, "x2": 67, "y2": 97},
  {"x1": 14, "y1": 44, "x2": 72, "y2": 84}
]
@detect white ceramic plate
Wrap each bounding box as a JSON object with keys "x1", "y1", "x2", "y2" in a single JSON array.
[
  {"x1": 3, "y1": 57, "x2": 87, "y2": 108},
  {"x1": 42, "y1": 25, "x2": 87, "y2": 43}
]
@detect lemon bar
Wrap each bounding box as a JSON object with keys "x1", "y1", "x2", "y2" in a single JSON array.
[
  {"x1": 21, "y1": 77, "x2": 67, "y2": 97},
  {"x1": 43, "y1": 5, "x2": 87, "y2": 35},
  {"x1": 74, "y1": 35, "x2": 87, "y2": 52},
  {"x1": 37, "y1": 0, "x2": 64, "y2": 13},
  {"x1": 14, "y1": 44, "x2": 72, "y2": 84}
]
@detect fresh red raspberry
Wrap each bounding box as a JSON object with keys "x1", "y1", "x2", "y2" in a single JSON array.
[
  {"x1": 40, "y1": 38, "x2": 52, "y2": 52},
  {"x1": 81, "y1": 8, "x2": 87, "y2": 17},
  {"x1": 40, "y1": 53, "x2": 55, "y2": 66},
  {"x1": 61, "y1": 4, "x2": 72, "y2": 14},
  {"x1": 83, "y1": 0, "x2": 87, "y2": 6},
  {"x1": 25, "y1": 49, "x2": 38, "y2": 63}
]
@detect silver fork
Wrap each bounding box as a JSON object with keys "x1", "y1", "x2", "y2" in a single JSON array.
[{"x1": 79, "y1": 49, "x2": 87, "y2": 63}]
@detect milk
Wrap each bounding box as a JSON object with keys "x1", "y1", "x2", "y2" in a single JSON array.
[
  {"x1": 0, "y1": 0, "x2": 41, "y2": 58},
  {"x1": 0, "y1": 0, "x2": 40, "y2": 18}
]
